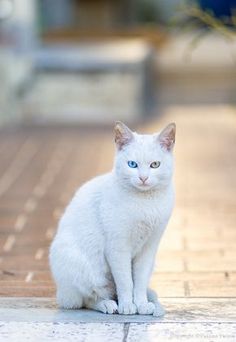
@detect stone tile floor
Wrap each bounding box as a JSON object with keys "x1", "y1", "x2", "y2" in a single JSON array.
[{"x1": 0, "y1": 105, "x2": 236, "y2": 340}]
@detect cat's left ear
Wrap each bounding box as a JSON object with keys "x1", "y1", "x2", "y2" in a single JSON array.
[
  {"x1": 114, "y1": 121, "x2": 134, "y2": 150},
  {"x1": 158, "y1": 123, "x2": 176, "y2": 152}
]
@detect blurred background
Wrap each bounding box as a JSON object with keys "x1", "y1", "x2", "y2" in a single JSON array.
[
  {"x1": 0, "y1": 0, "x2": 236, "y2": 310},
  {"x1": 0, "y1": 0, "x2": 235, "y2": 125}
]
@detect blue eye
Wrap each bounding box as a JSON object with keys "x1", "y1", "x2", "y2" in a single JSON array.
[{"x1": 128, "y1": 161, "x2": 138, "y2": 168}]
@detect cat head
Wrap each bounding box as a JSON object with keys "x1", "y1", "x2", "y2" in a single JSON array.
[{"x1": 114, "y1": 121, "x2": 176, "y2": 192}]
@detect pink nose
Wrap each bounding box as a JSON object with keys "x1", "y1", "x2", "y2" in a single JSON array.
[{"x1": 139, "y1": 176, "x2": 148, "y2": 183}]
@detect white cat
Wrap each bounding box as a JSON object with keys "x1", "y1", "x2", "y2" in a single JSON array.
[{"x1": 49, "y1": 121, "x2": 176, "y2": 316}]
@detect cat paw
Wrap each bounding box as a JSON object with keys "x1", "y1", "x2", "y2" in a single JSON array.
[
  {"x1": 98, "y1": 300, "x2": 118, "y2": 314},
  {"x1": 153, "y1": 301, "x2": 165, "y2": 317},
  {"x1": 136, "y1": 301, "x2": 155, "y2": 315},
  {"x1": 118, "y1": 301, "x2": 137, "y2": 315}
]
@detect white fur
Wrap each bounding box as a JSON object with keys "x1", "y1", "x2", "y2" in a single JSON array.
[{"x1": 49, "y1": 123, "x2": 175, "y2": 316}]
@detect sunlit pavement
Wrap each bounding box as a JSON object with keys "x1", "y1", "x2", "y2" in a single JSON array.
[{"x1": 0, "y1": 105, "x2": 236, "y2": 341}]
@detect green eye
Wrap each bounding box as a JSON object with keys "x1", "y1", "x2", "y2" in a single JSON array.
[{"x1": 150, "y1": 161, "x2": 161, "y2": 168}]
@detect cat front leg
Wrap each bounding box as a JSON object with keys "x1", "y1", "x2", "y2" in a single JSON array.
[
  {"x1": 132, "y1": 235, "x2": 163, "y2": 316},
  {"x1": 106, "y1": 247, "x2": 137, "y2": 315}
]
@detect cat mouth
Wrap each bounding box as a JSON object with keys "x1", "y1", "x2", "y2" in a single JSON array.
[{"x1": 137, "y1": 182, "x2": 151, "y2": 188}]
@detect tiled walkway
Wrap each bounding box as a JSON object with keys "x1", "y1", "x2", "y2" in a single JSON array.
[{"x1": 0, "y1": 105, "x2": 236, "y2": 340}]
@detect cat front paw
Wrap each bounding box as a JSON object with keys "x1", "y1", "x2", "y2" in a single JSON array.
[
  {"x1": 98, "y1": 300, "x2": 118, "y2": 314},
  {"x1": 118, "y1": 301, "x2": 137, "y2": 315},
  {"x1": 135, "y1": 301, "x2": 155, "y2": 315}
]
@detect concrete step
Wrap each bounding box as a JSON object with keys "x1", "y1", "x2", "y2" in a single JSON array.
[
  {"x1": 0, "y1": 297, "x2": 236, "y2": 323},
  {"x1": 0, "y1": 297, "x2": 235, "y2": 341}
]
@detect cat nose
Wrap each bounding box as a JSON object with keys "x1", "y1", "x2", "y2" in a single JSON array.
[{"x1": 139, "y1": 176, "x2": 148, "y2": 183}]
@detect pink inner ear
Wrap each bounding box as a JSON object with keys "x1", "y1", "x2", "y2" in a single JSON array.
[
  {"x1": 160, "y1": 136, "x2": 175, "y2": 151},
  {"x1": 159, "y1": 125, "x2": 175, "y2": 151},
  {"x1": 115, "y1": 133, "x2": 132, "y2": 150},
  {"x1": 115, "y1": 123, "x2": 133, "y2": 150}
]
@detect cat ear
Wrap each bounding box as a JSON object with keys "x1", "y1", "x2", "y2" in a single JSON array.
[
  {"x1": 114, "y1": 121, "x2": 134, "y2": 150},
  {"x1": 158, "y1": 123, "x2": 176, "y2": 152}
]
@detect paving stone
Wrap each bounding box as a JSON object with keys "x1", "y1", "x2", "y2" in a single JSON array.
[
  {"x1": 0, "y1": 321, "x2": 235, "y2": 342},
  {"x1": 186, "y1": 237, "x2": 236, "y2": 251},
  {"x1": 189, "y1": 280, "x2": 236, "y2": 297},
  {"x1": 150, "y1": 276, "x2": 185, "y2": 297},
  {"x1": 0, "y1": 322, "x2": 125, "y2": 342},
  {"x1": 152, "y1": 272, "x2": 226, "y2": 282},
  {"x1": 187, "y1": 256, "x2": 236, "y2": 272},
  {"x1": 0, "y1": 287, "x2": 55, "y2": 297},
  {"x1": 154, "y1": 255, "x2": 185, "y2": 272},
  {"x1": 228, "y1": 272, "x2": 236, "y2": 280},
  {"x1": 159, "y1": 231, "x2": 184, "y2": 251},
  {"x1": 127, "y1": 323, "x2": 236, "y2": 342},
  {"x1": 0, "y1": 270, "x2": 52, "y2": 282},
  {"x1": 224, "y1": 250, "x2": 236, "y2": 258}
]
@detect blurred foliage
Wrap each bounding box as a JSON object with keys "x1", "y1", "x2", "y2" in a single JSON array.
[{"x1": 172, "y1": 1, "x2": 236, "y2": 44}]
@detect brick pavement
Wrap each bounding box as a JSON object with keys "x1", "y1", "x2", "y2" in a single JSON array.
[{"x1": 0, "y1": 106, "x2": 236, "y2": 299}]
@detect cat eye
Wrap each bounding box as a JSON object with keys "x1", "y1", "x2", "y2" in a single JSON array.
[
  {"x1": 128, "y1": 161, "x2": 138, "y2": 168},
  {"x1": 150, "y1": 161, "x2": 161, "y2": 168}
]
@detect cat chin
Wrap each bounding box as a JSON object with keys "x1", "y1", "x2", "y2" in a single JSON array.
[{"x1": 133, "y1": 184, "x2": 156, "y2": 192}]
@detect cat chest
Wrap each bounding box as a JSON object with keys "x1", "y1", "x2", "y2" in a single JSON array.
[{"x1": 130, "y1": 217, "x2": 158, "y2": 255}]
